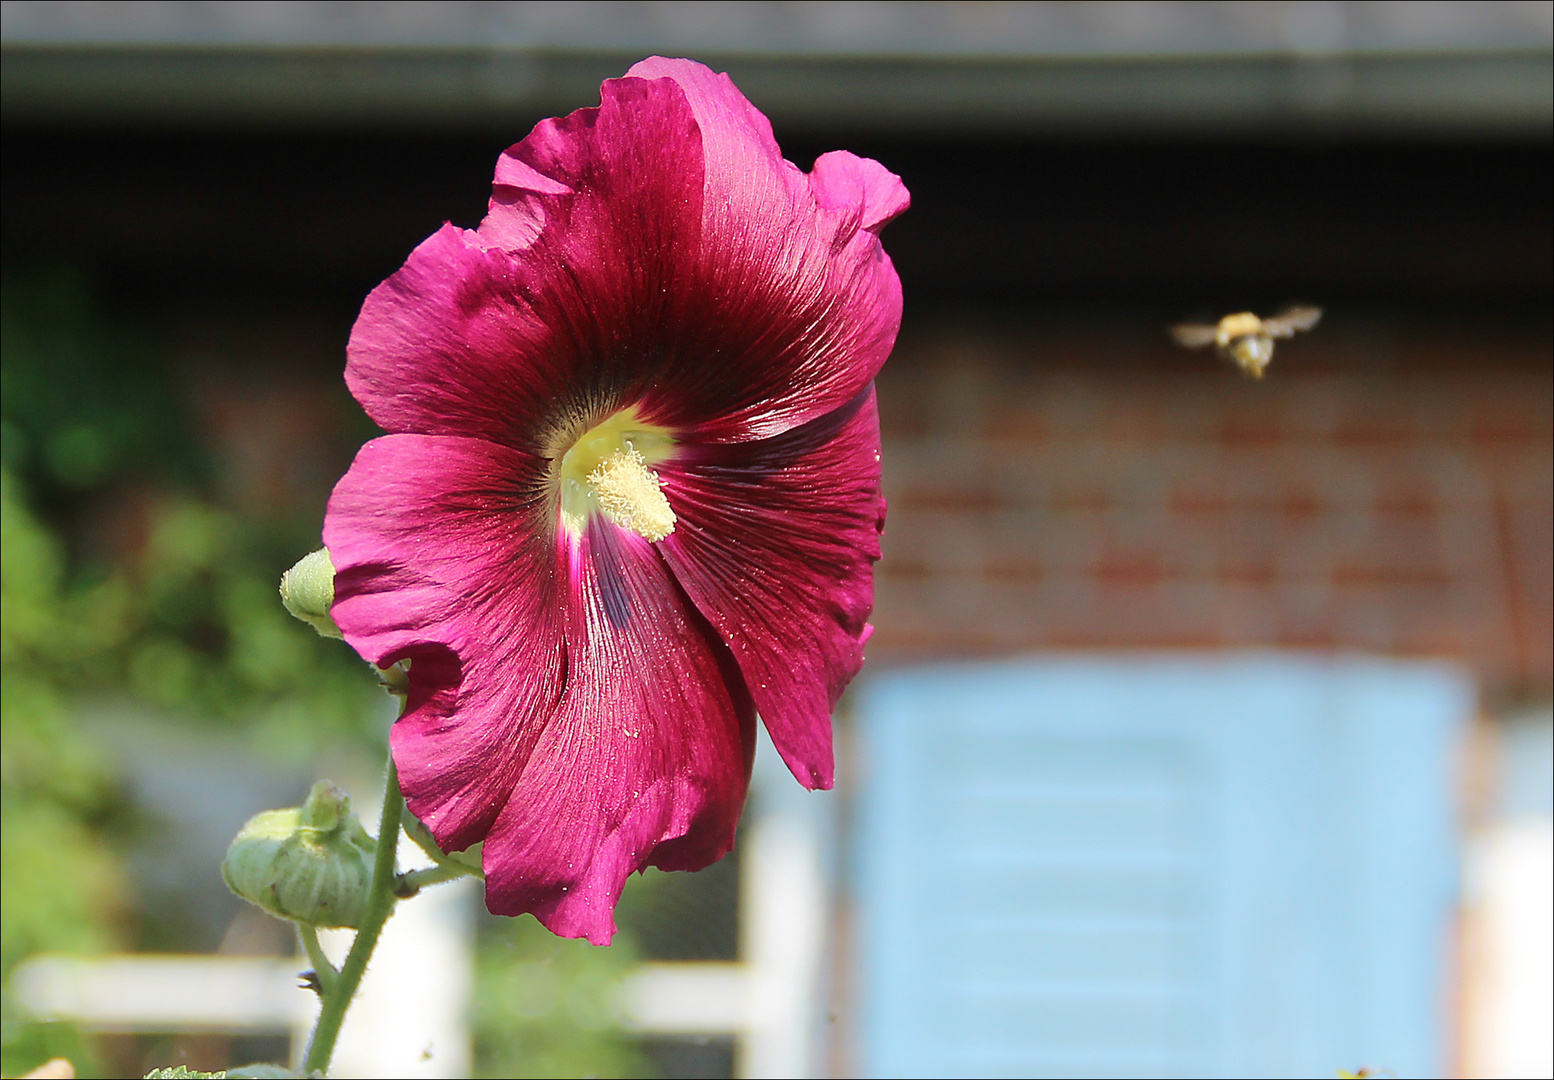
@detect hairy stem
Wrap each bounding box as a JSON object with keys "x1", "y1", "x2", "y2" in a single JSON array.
[
  {"x1": 394, "y1": 860, "x2": 479, "y2": 898},
  {"x1": 302, "y1": 759, "x2": 403, "y2": 1076},
  {"x1": 297, "y1": 924, "x2": 338, "y2": 996},
  {"x1": 402, "y1": 811, "x2": 484, "y2": 880}
]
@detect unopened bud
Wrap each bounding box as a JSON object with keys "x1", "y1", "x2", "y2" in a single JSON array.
[
  {"x1": 222, "y1": 781, "x2": 376, "y2": 928},
  {"x1": 280, "y1": 548, "x2": 340, "y2": 639}
]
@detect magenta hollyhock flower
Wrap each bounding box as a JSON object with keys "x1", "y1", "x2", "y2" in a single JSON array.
[{"x1": 322, "y1": 57, "x2": 906, "y2": 943}]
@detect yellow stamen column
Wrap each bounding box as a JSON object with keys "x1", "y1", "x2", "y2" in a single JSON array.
[
  {"x1": 588, "y1": 448, "x2": 676, "y2": 542},
  {"x1": 557, "y1": 409, "x2": 678, "y2": 542}
]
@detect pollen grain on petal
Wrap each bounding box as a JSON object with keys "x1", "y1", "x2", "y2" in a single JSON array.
[{"x1": 588, "y1": 447, "x2": 677, "y2": 542}]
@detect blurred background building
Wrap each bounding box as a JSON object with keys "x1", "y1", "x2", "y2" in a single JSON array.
[{"x1": 2, "y1": 3, "x2": 1549, "y2": 1078}]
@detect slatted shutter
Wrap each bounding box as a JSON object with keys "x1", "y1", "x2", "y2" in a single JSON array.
[{"x1": 856, "y1": 655, "x2": 1466, "y2": 1080}]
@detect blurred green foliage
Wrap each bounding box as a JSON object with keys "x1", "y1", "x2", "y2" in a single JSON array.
[
  {"x1": 474, "y1": 914, "x2": 647, "y2": 1079},
  {"x1": 1, "y1": 466, "x2": 121, "y2": 1078},
  {"x1": 1, "y1": 270, "x2": 382, "y2": 757},
  {"x1": 0, "y1": 268, "x2": 383, "y2": 1077},
  {"x1": 0, "y1": 267, "x2": 196, "y2": 494},
  {"x1": 470, "y1": 858, "x2": 743, "y2": 1078}
]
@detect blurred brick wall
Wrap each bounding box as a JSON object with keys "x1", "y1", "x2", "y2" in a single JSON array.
[{"x1": 872, "y1": 316, "x2": 1552, "y2": 695}]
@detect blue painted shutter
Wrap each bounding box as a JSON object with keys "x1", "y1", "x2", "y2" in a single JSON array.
[{"x1": 856, "y1": 655, "x2": 1466, "y2": 1080}]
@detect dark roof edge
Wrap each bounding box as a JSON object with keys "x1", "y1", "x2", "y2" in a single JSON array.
[{"x1": 4, "y1": 46, "x2": 1550, "y2": 136}]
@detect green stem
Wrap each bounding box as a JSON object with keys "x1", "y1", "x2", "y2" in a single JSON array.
[
  {"x1": 402, "y1": 812, "x2": 484, "y2": 880},
  {"x1": 297, "y1": 924, "x2": 338, "y2": 996},
  {"x1": 302, "y1": 759, "x2": 403, "y2": 1077},
  {"x1": 394, "y1": 860, "x2": 479, "y2": 897}
]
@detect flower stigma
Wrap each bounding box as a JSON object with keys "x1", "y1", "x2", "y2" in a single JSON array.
[{"x1": 557, "y1": 409, "x2": 677, "y2": 541}]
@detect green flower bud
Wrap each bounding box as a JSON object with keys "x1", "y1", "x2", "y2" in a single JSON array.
[
  {"x1": 279, "y1": 548, "x2": 341, "y2": 639},
  {"x1": 222, "y1": 781, "x2": 377, "y2": 928}
]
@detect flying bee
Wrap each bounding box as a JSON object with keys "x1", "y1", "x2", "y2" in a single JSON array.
[{"x1": 1170, "y1": 306, "x2": 1322, "y2": 379}]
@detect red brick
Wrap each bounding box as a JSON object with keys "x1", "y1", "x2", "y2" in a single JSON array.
[
  {"x1": 864, "y1": 320, "x2": 1552, "y2": 693},
  {"x1": 1279, "y1": 490, "x2": 1325, "y2": 520},
  {"x1": 1092, "y1": 554, "x2": 1169, "y2": 589},
  {"x1": 1372, "y1": 492, "x2": 1437, "y2": 518},
  {"x1": 1217, "y1": 565, "x2": 1278, "y2": 588},
  {"x1": 1220, "y1": 412, "x2": 1285, "y2": 449}
]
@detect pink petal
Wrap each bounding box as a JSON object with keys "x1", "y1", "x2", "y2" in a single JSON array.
[
  {"x1": 345, "y1": 58, "x2": 907, "y2": 455},
  {"x1": 326, "y1": 434, "x2": 755, "y2": 943},
  {"x1": 343, "y1": 72, "x2": 707, "y2": 450},
  {"x1": 656, "y1": 386, "x2": 885, "y2": 789},
  {"x1": 324, "y1": 434, "x2": 564, "y2": 851},
  {"x1": 809, "y1": 150, "x2": 912, "y2": 234},
  {"x1": 624, "y1": 57, "x2": 909, "y2": 442},
  {"x1": 482, "y1": 520, "x2": 755, "y2": 943}
]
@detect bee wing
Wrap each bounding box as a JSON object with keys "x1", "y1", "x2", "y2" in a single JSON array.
[
  {"x1": 1262, "y1": 305, "x2": 1322, "y2": 337},
  {"x1": 1170, "y1": 323, "x2": 1219, "y2": 348}
]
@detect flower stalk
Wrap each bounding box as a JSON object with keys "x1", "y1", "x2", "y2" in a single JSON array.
[
  {"x1": 294, "y1": 758, "x2": 483, "y2": 1076},
  {"x1": 393, "y1": 861, "x2": 474, "y2": 899},
  {"x1": 297, "y1": 924, "x2": 338, "y2": 996},
  {"x1": 265, "y1": 549, "x2": 483, "y2": 1074},
  {"x1": 300, "y1": 760, "x2": 402, "y2": 1077}
]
